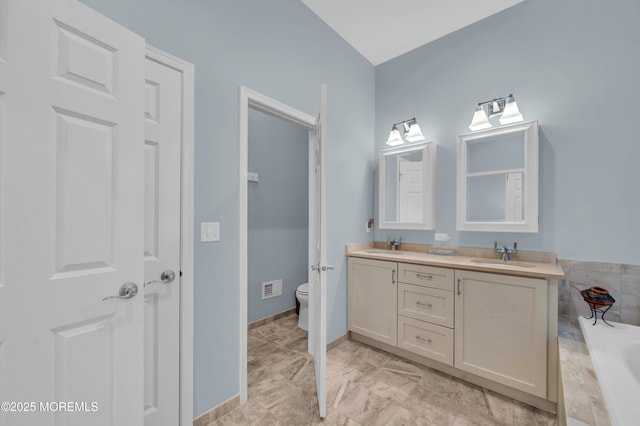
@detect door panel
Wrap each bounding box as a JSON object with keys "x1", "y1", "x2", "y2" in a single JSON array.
[
  {"x1": 143, "y1": 55, "x2": 182, "y2": 425},
  {"x1": 2, "y1": 1, "x2": 145, "y2": 425},
  {"x1": 51, "y1": 315, "x2": 115, "y2": 426},
  {"x1": 53, "y1": 20, "x2": 116, "y2": 95},
  {"x1": 54, "y1": 110, "x2": 116, "y2": 275}
]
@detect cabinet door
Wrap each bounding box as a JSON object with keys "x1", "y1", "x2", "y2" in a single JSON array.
[
  {"x1": 454, "y1": 270, "x2": 548, "y2": 398},
  {"x1": 348, "y1": 258, "x2": 397, "y2": 346}
]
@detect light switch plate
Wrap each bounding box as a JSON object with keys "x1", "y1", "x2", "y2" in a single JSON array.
[{"x1": 201, "y1": 222, "x2": 220, "y2": 242}]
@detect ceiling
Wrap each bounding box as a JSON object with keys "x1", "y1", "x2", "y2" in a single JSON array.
[{"x1": 301, "y1": 0, "x2": 524, "y2": 66}]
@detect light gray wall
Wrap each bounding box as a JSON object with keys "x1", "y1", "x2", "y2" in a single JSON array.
[
  {"x1": 248, "y1": 109, "x2": 308, "y2": 323},
  {"x1": 80, "y1": 0, "x2": 375, "y2": 417},
  {"x1": 375, "y1": 0, "x2": 640, "y2": 265},
  {"x1": 77, "y1": 0, "x2": 640, "y2": 418}
]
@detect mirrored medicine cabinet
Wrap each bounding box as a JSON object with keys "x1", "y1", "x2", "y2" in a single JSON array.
[
  {"x1": 457, "y1": 120, "x2": 539, "y2": 232},
  {"x1": 379, "y1": 141, "x2": 436, "y2": 230}
]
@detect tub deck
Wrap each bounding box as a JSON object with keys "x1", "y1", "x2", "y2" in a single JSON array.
[{"x1": 579, "y1": 316, "x2": 640, "y2": 426}]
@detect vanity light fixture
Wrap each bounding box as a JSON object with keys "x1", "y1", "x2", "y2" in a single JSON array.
[
  {"x1": 385, "y1": 117, "x2": 425, "y2": 146},
  {"x1": 468, "y1": 94, "x2": 524, "y2": 131}
]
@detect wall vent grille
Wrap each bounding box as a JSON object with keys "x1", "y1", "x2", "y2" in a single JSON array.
[{"x1": 261, "y1": 279, "x2": 282, "y2": 299}]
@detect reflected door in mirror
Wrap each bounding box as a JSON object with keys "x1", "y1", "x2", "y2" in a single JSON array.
[{"x1": 380, "y1": 142, "x2": 436, "y2": 230}]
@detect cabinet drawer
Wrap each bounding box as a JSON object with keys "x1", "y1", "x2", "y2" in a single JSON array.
[
  {"x1": 398, "y1": 316, "x2": 453, "y2": 366},
  {"x1": 398, "y1": 263, "x2": 454, "y2": 291},
  {"x1": 398, "y1": 283, "x2": 454, "y2": 328}
]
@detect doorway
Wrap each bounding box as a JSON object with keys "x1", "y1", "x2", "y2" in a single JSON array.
[
  {"x1": 247, "y1": 109, "x2": 309, "y2": 325},
  {"x1": 239, "y1": 86, "x2": 328, "y2": 417}
]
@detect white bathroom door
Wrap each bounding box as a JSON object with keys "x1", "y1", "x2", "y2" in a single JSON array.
[
  {"x1": 505, "y1": 172, "x2": 524, "y2": 221},
  {"x1": 143, "y1": 51, "x2": 183, "y2": 425},
  {"x1": 1, "y1": 1, "x2": 145, "y2": 425},
  {"x1": 398, "y1": 158, "x2": 424, "y2": 222},
  {"x1": 309, "y1": 85, "x2": 328, "y2": 418}
]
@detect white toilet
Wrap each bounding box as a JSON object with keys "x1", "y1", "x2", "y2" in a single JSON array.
[{"x1": 295, "y1": 283, "x2": 309, "y2": 330}]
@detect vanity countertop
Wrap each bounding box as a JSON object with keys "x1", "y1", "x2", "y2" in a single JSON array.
[{"x1": 346, "y1": 243, "x2": 565, "y2": 280}]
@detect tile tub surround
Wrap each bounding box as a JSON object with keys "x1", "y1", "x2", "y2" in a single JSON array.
[
  {"x1": 558, "y1": 260, "x2": 640, "y2": 327},
  {"x1": 208, "y1": 313, "x2": 556, "y2": 425}
]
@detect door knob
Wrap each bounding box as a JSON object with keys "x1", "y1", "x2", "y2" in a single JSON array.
[
  {"x1": 145, "y1": 270, "x2": 176, "y2": 287},
  {"x1": 102, "y1": 282, "x2": 139, "y2": 301},
  {"x1": 311, "y1": 264, "x2": 334, "y2": 272}
]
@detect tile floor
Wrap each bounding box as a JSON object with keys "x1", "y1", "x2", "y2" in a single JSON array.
[{"x1": 211, "y1": 313, "x2": 556, "y2": 425}]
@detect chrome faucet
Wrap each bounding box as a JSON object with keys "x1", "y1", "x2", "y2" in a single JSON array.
[
  {"x1": 387, "y1": 236, "x2": 402, "y2": 251},
  {"x1": 494, "y1": 241, "x2": 517, "y2": 261}
]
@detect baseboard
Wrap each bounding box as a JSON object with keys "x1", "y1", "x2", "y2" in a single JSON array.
[
  {"x1": 193, "y1": 394, "x2": 240, "y2": 426},
  {"x1": 248, "y1": 308, "x2": 296, "y2": 330},
  {"x1": 327, "y1": 333, "x2": 348, "y2": 351}
]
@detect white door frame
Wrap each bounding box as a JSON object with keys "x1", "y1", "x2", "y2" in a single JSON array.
[
  {"x1": 145, "y1": 45, "x2": 195, "y2": 425},
  {"x1": 239, "y1": 86, "x2": 316, "y2": 403}
]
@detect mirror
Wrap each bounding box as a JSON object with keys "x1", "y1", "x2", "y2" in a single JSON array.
[
  {"x1": 457, "y1": 120, "x2": 538, "y2": 232},
  {"x1": 379, "y1": 141, "x2": 436, "y2": 230}
]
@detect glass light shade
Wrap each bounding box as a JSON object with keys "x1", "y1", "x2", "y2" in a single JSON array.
[
  {"x1": 468, "y1": 107, "x2": 491, "y2": 131},
  {"x1": 386, "y1": 128, "x2": 403, "y2": 146},
  {"x1": 404, "y1": 123, "x2": 425, "y2": 142},
  {"x1": 499, "y1": 99, "x2": 523, "y2": 125}
]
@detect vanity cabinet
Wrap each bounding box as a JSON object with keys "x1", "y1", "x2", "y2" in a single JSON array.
[
  {"x1": 454, "y1": 270, "x2": 548, "y2": 398},
  {"x1": 397, "y1": 264, "x2": 454, "y2": 365},
  {"x1": 347, "y1": 253, "x2": 559, "y2": 409},
  {"x1": 347, "y1": 257, "x2": 397, "y2": 346}
]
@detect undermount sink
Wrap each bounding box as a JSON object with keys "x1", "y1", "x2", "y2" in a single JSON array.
[
  {"x1": 364, "y1": 249, "x2": 406, "y2": 255},
  {"x1": 469, "y1": 259, "x2": 535, "y2": 268}
]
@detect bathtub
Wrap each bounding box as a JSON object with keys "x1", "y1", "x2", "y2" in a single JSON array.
[{"x1": 579, "y1": 316, "x2": 640, "y2": 426}]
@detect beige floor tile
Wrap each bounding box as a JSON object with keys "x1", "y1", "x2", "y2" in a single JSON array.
[
  {"x1": 484, "y1": 389, "x2": 551, "y2": 426},
  {"x1": 211, "y1": 400, "x2": 279, "y2": 426},
  {"x1": 452, "y1": 412, "x2": 503, "y2": 426},
  {"x1": 228, "y1": 313, "x2": 558, "y2": 425},
  {"x1": 362, "y1": 366, "x2": 420, "y2": 404}
]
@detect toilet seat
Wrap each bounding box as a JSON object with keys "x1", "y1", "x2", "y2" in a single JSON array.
[{"x1": 296, "y1": 283, "x2": 309, "y2": 295}]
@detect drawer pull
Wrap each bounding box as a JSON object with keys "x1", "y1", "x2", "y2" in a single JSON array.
[
  {"x1": 416, "y1": 273, "x2": 433, "y2": 280},
  {"x1": 416, "y1": 336, "x2": 432, "y2": 344},
  {"x1": 392, "y1": 269, "x2": 396, "y2": 284},
  {"x1": 416, "y1": 301, "x2": 433, "y2": 309},
  {"x1": 457, "y1": 279, "x2": 461, "y2": 295}
]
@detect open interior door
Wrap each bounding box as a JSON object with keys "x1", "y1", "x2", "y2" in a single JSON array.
[{"x1": 308, "y1": 85, "x2": 329, "y2": 418}]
